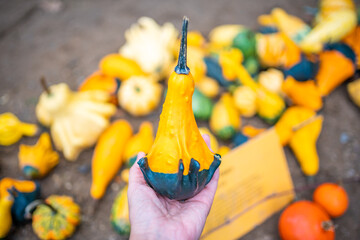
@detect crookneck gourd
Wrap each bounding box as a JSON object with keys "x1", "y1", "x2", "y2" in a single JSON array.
[{"x1": 138, "y1": 17, "x2": 221, "y2": 200}]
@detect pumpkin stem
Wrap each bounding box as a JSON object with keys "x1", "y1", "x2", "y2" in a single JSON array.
[
  {"x1": 321, "y1": 220, "x2": 334, "y2": 231},
  {"x1": 40, "y1": 76, "x2": 51, "y2": 95},
  {"x1": 175, "y1": 16, "x2": 190, "y2": 75}
]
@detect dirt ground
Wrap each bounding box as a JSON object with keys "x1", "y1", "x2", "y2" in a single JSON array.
[{"x1": 0, "y1": 0, "x2": 359, "y2": 239}]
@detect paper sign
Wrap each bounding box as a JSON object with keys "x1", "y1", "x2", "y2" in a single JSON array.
[{"x1": 201, "y1": 128, "x2": 294, "y2": 240}]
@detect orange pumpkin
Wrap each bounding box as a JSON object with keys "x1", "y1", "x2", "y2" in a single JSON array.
[
  {"x1": 313, "y1": 183, "x2": 349, "y2": 218},
  {"x1": 279, "y1": 200, "x2": 335, "y2": 240}
]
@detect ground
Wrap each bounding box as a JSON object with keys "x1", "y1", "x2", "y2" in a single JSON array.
[{"x1": 0, "y1": 0, "x2": 359, "y2": 239}]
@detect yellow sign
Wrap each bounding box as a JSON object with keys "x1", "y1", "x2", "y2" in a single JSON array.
[{"x1": 201, "y1": 128, "x2": 294, "y2": 240}]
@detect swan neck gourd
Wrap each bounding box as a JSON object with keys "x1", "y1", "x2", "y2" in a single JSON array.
[{"x1": 138, "y1": 17, "x2": 221, "y2": 200}]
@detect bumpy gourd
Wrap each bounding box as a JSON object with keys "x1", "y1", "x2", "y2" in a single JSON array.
[
  {"x1": 32, "y1": 195, "x2": 80, "y2": 240},
  {"x1": 36, "y1": 83, "x2": 116, "y2": 161},
  {"x1": 19, "y1": 132, "x2": 59, "y2": 179},
  {"x1": 111, "y1": 185, "x2": 130, "y2": 236},
  {"x1": 91, "y1": 120, "x2": 133, "y2": 199},
  {"x1": 138, "y1": 17, "x2": 221, "y2": 200},
  {"x1": 0, "y1": 112, "x2": 37, "y2": 146},
  {"x1": 123, "y1": 121, "x2": 154, "y2": 167}
]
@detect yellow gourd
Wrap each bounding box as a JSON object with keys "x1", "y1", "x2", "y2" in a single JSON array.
[
  {"x1": 123, "y1": 121, "x2": 154, "y2": 166},
  {"x1": 347, "y1": 78, "x2": 360, "y2": 108},
  {"x1": 0, "y1": 112, "x2": 37, "y2": 146},
  {"x1": 196, "y1": 76, "x2": 220, "y2": 99},
  {"x1": 258, "y1": 68, "x2": 284, "y2": 94},
  {"x1": 138, "y1": 17, "x2": 221, "y2": 200},
  {"x1": 233, "y1": 85, "x2": 257, "y2": 118},
  {"x1": 275, "y1": 106, "x2": 316, "y2": 146},
  {"x1": 0, "y1": 195, "x2": 13, "y2": 239},
  {"x1": 99, "y1": 54, "x2": 145, "y2": 81},
  {"x1": 282, "y1": 76, "x2": 323, "y2": 111},
  {"x1": 118, "y1": 76, "x2": 163, "y2": 116},
  {"x1": 111, "y1": 185, "x2": 130, "y2": 235},
  {"x1": 210, "y1": 93, "x2": 241, "y2": 139},
  {"x1": 91, "y1": 120, "x2": 133, "y2": 199},
  {"x1": 18, "y1": 132, "x2": 59, "y2": 179},
  {"x1": 36, "y1": 83, "x2": 116, "y2": 161},
  {"x1": 289, "y1": 116, "x2": 324, "y2": 176},
  {"x1": 199, "y1": 127, "x2": 219, "y2": 152}
]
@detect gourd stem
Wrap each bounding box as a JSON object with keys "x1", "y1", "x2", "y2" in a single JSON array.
[
  {"x1": 175, "y1": 16, "x2": 190, "y2": 75},
  {"x1": 40, "y1": 76, "x2": 51, "y2": 95}
]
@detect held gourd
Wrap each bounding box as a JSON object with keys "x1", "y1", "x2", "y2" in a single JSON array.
[
  {"x1": 91, "y1": 120, "x2": 133, "y2": 199},
  {"x1": 138, "y1": 17, "x2": 221, "y2": 200}
]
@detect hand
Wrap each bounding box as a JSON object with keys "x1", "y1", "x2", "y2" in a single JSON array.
[{"x1": 128, "y1": 134, "x2": 220, "y2": 240}]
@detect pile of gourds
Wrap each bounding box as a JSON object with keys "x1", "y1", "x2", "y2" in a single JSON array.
[{"x1": 1, "y1": 0, "x2": 359, "y2": 238}]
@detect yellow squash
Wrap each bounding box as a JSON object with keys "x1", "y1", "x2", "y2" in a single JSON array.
[
  {"x1": 289, "y1": 116, "x2": 324, "y2": 176},
  {"x1": 0, "y1": 112, "x2": 37, "y2": 146},
  {"x1": 91, "y1": 120, "x2": 133, "y2": 199},
  {"x1": 138, "y1": 17, "x2": 221, "y2": 200},
  {"x1": 36, "y1": 83, "x2": 116, "y2": 161},
  {"x1": 99, "y1": 54, "x2": 145, "y2": 81},
  {"x1": 210, "y1": 93, "x2": 241, "y2": 139},
  {"x1": 19, "y1": 132, "x2": 59, "y2": 179},
  {"x1": 123, "y1": 121, "x2": 154, "y2": 166}
]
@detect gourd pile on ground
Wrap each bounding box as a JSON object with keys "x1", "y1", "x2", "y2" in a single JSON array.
[{"x1": 0, "y1": 0, "x2": 359, "y2": 239}]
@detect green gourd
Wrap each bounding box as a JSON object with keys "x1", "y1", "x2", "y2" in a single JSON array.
[
  {"x1": 111, "y1": 186, "x2": 130, "y2": 236},
  {"x1": 192, "y1": 88, "x2": 214, "y2": 121}
]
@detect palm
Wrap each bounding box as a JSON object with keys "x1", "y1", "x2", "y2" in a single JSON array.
[{"x1": 128, "y1": 135, "x2": 219, "y2": 240}]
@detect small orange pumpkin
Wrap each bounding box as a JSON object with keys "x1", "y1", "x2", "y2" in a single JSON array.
[
  {"x1": 279, "y1": 200, "x2": 335, "y2": 240},
  {"x1": 313, "y1": 183, "x2": 349, "y2": 218}
]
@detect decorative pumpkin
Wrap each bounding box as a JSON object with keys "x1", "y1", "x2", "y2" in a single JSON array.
[
  {"x1": 282, "y1": 76, "x2": 323, "y2": 111},
  {"x1": 0, "y1": 195, "x2": 13, "y2": 238},
  {"x1": 258, "y1": 68, "x2": 284, "y2": 94},
  {"x1": 210, "y1": 93, "x2": 241, "y2": 140},
  {"x1": 91, "y1": 120, "x2": 133, "y2": 199},
  {"x1": 279, "y1": 200, "x2": 335, "y2": 240},
  {"x1": 99, "y1": 54, "x2": 145, "y2": 81},
  {"x1": 111, "y1": 185, "x2": 130, "y2": 236},
  {"x1": 196, "y1": 76, "x2": 220, "y2": 99},
  {"x1": 138, "y1": 17, "x2": 221, "y2": 200},
  {"x1": 192, "y1": 88, "x2": 214, "y2": 121},
  {"x1": 119, "y1": 17, "x2": 178, "y2": 80},
  {"x1": 199, "y1": 127, "x2": 219, "y2": 152},
  {"x1": 347, "y1": 78, "x2": 360, "y2": 108},
  {"x1": 0, "y1": 178, "x2": 41, "y2": 223},
  {"x1": 123, "y1": 121, "x2": 154, "y2": 167},
  {"x1": 300, "y1": 0, "x2": 356, "y2": 53},
  {"x1": 289, "y1": 115, "x2": 323, "y2": 176},
  {"x1": 0, "y1": 112, "x2": 37, "y2": 146},
  {"x1": 19, "y1": 132, "x2": 59, "y2": 179},
  {"x1": 256, "y1": 32, "x2": 301, "y2": 68},
  {"x1": 32, "y1": 195, "x2": 80, "y2": 240},
  {"x1": 118, "y1": 76, "x2": 163, "y2": 117},
  {"x1": 36, "y1": 83, "x2": 116, "y2": 161},
  {"x1": 316, "y1": 43, "x2": 356, "y2": 96},
  {"x1": 78, "y1": 71, "x2": 120, "y2": 104},
  {"x1": 233, "y1": 85, "x2": 257, "y2": 118},
  {"x1": 313, "y1": 183, "x2": 349, "y2": 218}
]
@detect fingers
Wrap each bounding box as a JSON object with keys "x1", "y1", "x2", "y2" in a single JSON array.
[
  {"x1": 129, "y1": 152, "x2": 147, "y2": 187},
  {"x1": 201, "y1": 133, "x2": 213, "y2": 152}
]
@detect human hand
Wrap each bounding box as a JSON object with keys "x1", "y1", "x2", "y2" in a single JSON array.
[{"x1": 128, "y1": 134, "x2": 220, "y2": 240}]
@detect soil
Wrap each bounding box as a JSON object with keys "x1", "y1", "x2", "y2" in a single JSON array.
[{"x1": 0, "y1": 0, "x2": 359, "y2": 239}]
